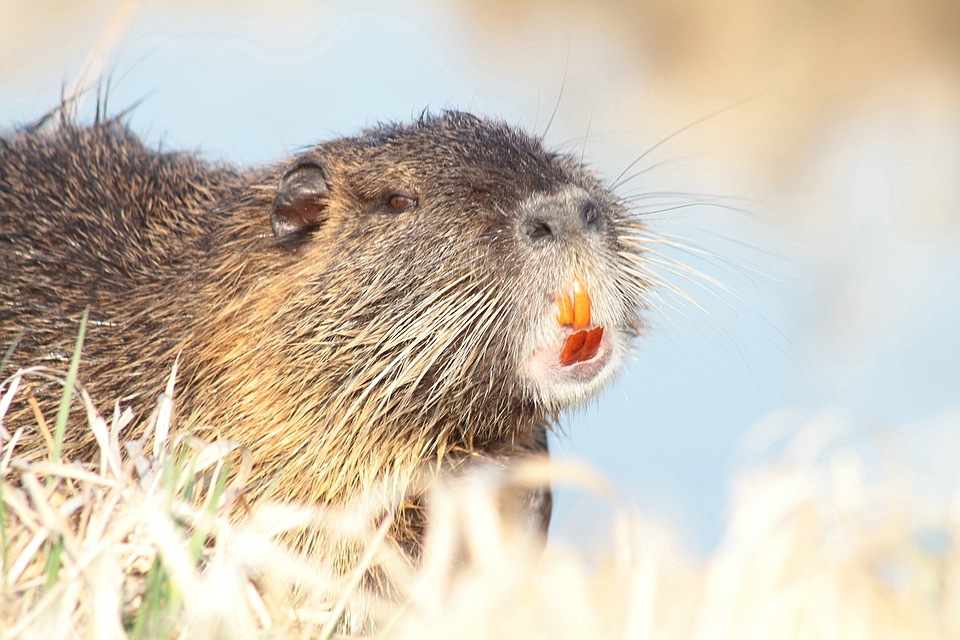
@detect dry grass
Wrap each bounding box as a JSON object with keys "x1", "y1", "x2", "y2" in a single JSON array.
[{"x1": 1, "y1": 322, "x2": 958, "y2": 639}]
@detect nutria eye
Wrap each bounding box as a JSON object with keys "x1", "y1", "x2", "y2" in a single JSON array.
[{"x1": 387, "y1": 194, "x2": 417, "y2": 212}]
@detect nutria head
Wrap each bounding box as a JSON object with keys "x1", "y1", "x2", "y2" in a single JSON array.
[{"x1": 237, "y1": 111, "x2": 647, "y2": 418}]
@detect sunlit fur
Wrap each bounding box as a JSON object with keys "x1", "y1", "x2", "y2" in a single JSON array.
[{"x1": 0, "y1": 109, "x2": 655, "y2": 550}]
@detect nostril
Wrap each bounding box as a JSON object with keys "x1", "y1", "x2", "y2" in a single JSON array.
[
  {"x1": 524, "y1": 219, "x2": 554, "y2": 243},
  {"x1": 581, "y1": 201, "x2": 600, "y2": 228}
]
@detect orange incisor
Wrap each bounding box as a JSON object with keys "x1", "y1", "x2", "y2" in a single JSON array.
[{"x1": 556, "y1": 278, "x2": 604, "y2": 366}]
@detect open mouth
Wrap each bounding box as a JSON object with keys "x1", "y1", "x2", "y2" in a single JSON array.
[
  {"x1": 522, "y1": 275, "x2": 618, "y2": 400},
  {"x1": 555, "y1": 278, "x2": 604, "y2": 367}
]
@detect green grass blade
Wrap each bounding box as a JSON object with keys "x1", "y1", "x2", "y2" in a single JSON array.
[
  {"x1": 42, "y1": 537, "x2": 63, "y2": 592},
  {"x1": 51, "y1": 307, "x2": 89, "y2": 463},
  {"x1": 181, "y1": 454, "x2": 198, "y2": 505},
  {"x1": 0, "y1": 333, "x2": 24, "y2": 591},
  {"x1": 0, "y1": 330, "x2": 24, "y2": 378},
  {"x1": 129, "y1": 556, "x2": 162, "y2": 640},
  {"x1": 0, "y1": 481, "x2": 8, "y2": 590},
  {"x1": 189, "y1": 457, "x2": 231, "y2": 563}
]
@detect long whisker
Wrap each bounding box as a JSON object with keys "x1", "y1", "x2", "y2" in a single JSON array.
[
  {"x1": 640, "y1": 248, "x2": 794, "y2": 355},
  {"x1": 637, "y1": 266, "x2": 764, "y2": 357},
  {"x1": 580, "y1": 113, "x2": 592, "y2": 167},
  {"x1": 628, "y1": 201, "x2": 759, "y2": 218},
  {"x1": 542, "y1": 46, "x2": 569, "y2": 139},
  {"x1": 619, "y1": 191, "x2": 759, "y2": 204},
  {"x1": 645, "y1": 234, "x2": 790, "y2": 287},
  {"x1": 609, "y1": 151, "x2": 699, "y2": 191},
  {"x1": 609, "y1": 94, "x2": 762, "y2": 192}
]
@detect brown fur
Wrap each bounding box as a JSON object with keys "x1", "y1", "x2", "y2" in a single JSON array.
[{"x1": 0, "y1": 107, "x2": 652, "y2": 553}]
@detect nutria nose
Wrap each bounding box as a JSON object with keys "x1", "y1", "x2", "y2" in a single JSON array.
[{"x1": 521, "y1": 192, "x2": 602, "y2": 246}]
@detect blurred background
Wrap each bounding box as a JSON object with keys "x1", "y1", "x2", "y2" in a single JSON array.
[{"x1": 2, "y1": 0, "x2": 958, "y2": 554}]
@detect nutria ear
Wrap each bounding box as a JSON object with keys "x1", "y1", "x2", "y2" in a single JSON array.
[{"x1": 270, "y1": 160, "x2": 328, "y2": 253}]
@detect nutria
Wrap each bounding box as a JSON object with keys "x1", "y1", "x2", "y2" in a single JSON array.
[{"x1": 0, "y1": 107, "x2": 651, "y2": 553}]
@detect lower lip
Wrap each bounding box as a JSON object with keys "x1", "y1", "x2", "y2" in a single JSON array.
[{"x1": 526, "y1": 330, "x2": 612, "y2": 385}]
